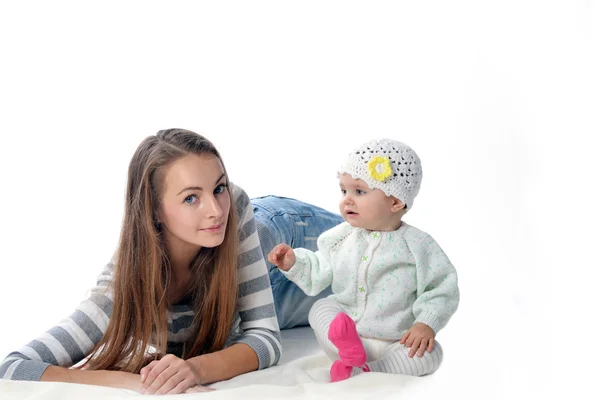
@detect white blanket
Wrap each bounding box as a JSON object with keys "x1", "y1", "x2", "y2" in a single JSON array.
[{"x1": 0, "y1": 327, "x2": 516, "y2": 399}]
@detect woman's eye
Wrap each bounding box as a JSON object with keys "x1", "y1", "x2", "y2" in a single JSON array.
[
  {"x1": 214, "y1": 184, "x2": 227, "y2": 194},
  {"x1": 184, "y1": 195, "x2": 197, "y2": 204}
]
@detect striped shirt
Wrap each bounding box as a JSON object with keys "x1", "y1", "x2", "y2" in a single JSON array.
[{"x1": 0, "y1": 184, "x2": 282, "y2": 381}]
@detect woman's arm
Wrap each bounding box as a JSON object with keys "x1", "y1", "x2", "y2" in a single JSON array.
[
  {"x1": 187, "y1": 343, "x2": 257, "y2": 385},
  {"x1": 139, "y1": 343, "x2": 258, "y2": 394},
  {"x1": 41, "y1": 366, "x2": 141, "y2": 391},
  {"x1": 8, "y1": 260, "x2": 143, "y2": 392},
  {"x1": 230, "y1": 186, "x2": 282, "y2": 369},
  {"x1": 0, "y1": 262, "x2": 115, "y2": 381}
]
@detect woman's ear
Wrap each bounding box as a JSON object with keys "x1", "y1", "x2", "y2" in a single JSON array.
[
  {"x1": 391, "y1": 197, "x2": 406, "y2": 213},
  {"x1": 154, "y1": 208, "x2": 164, "y2": 227}
]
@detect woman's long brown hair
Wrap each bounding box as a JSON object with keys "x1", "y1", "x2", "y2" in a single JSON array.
[{"x1": 82, "y1": 129, "x2": 238, "y2": 372}]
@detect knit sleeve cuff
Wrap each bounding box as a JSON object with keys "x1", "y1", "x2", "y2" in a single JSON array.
[
  {"x1": 279, "y1": 251, "x2": 308, "y2": 282},
  {"x1": 1, "y1": 359, "x2": 52, "y2": 381},
  {"x1": 415, "y1": 312, "x2": 443, "y2": 334},
  {"x1": 233, "y1": 332, "x2": 281, "y2": 369}
]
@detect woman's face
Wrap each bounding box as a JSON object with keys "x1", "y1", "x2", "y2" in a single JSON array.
[{"x1": 157, "y1": 153, "x2": 231, "y2": 252}]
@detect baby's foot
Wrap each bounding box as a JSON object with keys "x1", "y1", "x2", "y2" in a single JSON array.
[
  {"x1": 328, "y1": 312, "x2": 367, "y2": 366},
  {"x1": 330, "y1": 360, "x2": 352, "y2": 382},
  {"x1": 330, "y1": 360, "x2": 370, "y2": 382}
]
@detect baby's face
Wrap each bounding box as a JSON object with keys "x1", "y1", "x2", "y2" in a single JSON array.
[{"x1": 338, "y1": 174, "x2": 403, "y2": 231}]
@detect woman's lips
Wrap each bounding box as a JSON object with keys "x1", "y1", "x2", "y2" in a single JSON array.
[{"x1": 200, "y1": 223, "x2": 224, "y2": 232}]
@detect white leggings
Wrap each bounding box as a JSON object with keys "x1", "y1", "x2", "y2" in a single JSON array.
[{"x1": 308, "y1": 298, "x2": 443, "y2": 376}]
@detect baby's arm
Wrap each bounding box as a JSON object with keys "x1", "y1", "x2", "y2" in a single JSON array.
[
  {"x1": 268, "y1": 244, "x2": 297, "y2": 271},
  {"x1": 411, "y1": 234, "x2": 460, "y2": 334},
  {"x1": 282, "y1": 246, "x2": 335, "y2": 296},
  {"x1": 267, "y1": 223, "x2": 349, "y2": 296}
]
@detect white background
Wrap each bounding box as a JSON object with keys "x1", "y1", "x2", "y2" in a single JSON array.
[{"x1": 0, "y1": 1, "x2": 599, "y2": 398}]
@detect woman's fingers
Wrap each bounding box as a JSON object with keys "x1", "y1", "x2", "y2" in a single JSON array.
[
  {"x1": 142, "y1": 362, "x2": 175, "y2": 394},
  {"x1": 183, "y1": 385, "x2": 216, "y2": 394},
  {"x1": 141, "y1": 360, "x2": 168, "y2": 388},
  {"x1": 154, "y1": 371, "x2": 187, "y2": 395},
  {"x1": 167, "y1": 378, "x2": 210, "y2": 395},
  {"x1": 140, "y1": 360, "x2": 158, "y2": 382}
]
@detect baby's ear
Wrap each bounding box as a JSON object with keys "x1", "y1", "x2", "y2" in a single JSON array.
[{"x1": 390, "y1": 197, "x2": 406, "y2": 213}]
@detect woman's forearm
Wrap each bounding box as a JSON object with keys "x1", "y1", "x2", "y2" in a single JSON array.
[
  {"x1": 189, "y1": 343, "x2": 258, "y2": 385},
  {"x1": 41, "y1": 365, "x2": 141, "y2": 392},
  {"x1": 41, "y1": 343, "x2": 259, "y2": 389}
]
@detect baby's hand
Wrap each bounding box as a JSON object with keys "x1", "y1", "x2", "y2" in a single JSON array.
[
  {"x1": 399, "y1": 322, "x2": 435, "y2": 358},
  {"x1": 267, "y1": 244, "x2": 296, "y2": 271}
]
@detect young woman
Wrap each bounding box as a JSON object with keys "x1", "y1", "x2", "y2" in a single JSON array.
[{"x1": 0, "y1": 129, "x2": 342, "y2": 394}]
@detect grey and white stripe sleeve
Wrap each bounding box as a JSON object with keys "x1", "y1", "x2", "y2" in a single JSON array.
[
  {"x1": 229, "y1": 185, "x2": 282, "y2": 369},
  {"x1": 0, "y1": 263, "x2": 114, "y2": 381}
]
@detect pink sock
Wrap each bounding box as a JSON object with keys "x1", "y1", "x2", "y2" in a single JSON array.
[
  {"x1": 328, "y1": 312, "x2": 367, "y2": 367},
  {"x1": 330, "y1": 360, "x2": 352, "y2": 382},
  {"x1": 330, "y1": 360, "x2": 370, "y2": 382}
]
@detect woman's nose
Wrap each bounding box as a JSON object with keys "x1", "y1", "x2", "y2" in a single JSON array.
[{"x1": 205, "y1": 195, "x2": 223, "y2": 218}]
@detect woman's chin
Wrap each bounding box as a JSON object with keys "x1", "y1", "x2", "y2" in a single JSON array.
[{"x1": 196, "y1": 233, "x2": 226, "y2": 248}]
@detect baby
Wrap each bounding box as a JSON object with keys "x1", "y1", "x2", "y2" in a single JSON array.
[{"x1": 268, "y1": 139, "x2": 459, "y2": 382}]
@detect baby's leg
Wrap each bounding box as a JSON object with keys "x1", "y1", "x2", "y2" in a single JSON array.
[
  {"x1": 365, "y1": 340, "x2": 444, "y2": 376},
  {"x1": 309, "y1": 298, "x2": 369, "y2": 382},
  {"x1": 308, "y1": 298, "x2": 351, "y2": 360}
]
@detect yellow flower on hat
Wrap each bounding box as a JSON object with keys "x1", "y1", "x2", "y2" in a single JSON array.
[{"x1": 367, "y1": 156, "x2": 392, "y2": 182}]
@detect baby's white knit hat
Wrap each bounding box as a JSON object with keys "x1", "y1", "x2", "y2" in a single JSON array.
[{"x1": 337, "y1": 139, "x2": 423, "y2": 210}]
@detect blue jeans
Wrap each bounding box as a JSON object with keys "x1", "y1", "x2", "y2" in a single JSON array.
[{"x1": 251, "y1": 196, "x2": 344, "y2": 330}]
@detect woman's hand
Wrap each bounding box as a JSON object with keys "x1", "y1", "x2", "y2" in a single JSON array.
[
  {"x1": 184, "y1": 385, "x2": 215, "y2": 394},
  {"x1": 267, "y1": 244, "x2": 296, "y2": 271},
  {"x1": 399, "y1": 322, "x2": 435, "y2": 358},
  {"x1": 140, "y1": 354, "x2": 210, "y2": 395}
]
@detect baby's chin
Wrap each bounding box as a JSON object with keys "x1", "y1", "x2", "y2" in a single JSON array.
[
  {"x1": 344, "y1": 218, "x2": 366, "y2": 229},
  {"x1": 345, "y1": 219, "x2": 398, "y2": 232}
]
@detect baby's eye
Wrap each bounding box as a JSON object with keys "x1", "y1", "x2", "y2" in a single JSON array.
[
  {"x1": 356, "y1": 189, "x2": 365, "y2": 195},
  {"x1": 341, "y1": 189, "x2": 347, "y2": 195}
]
